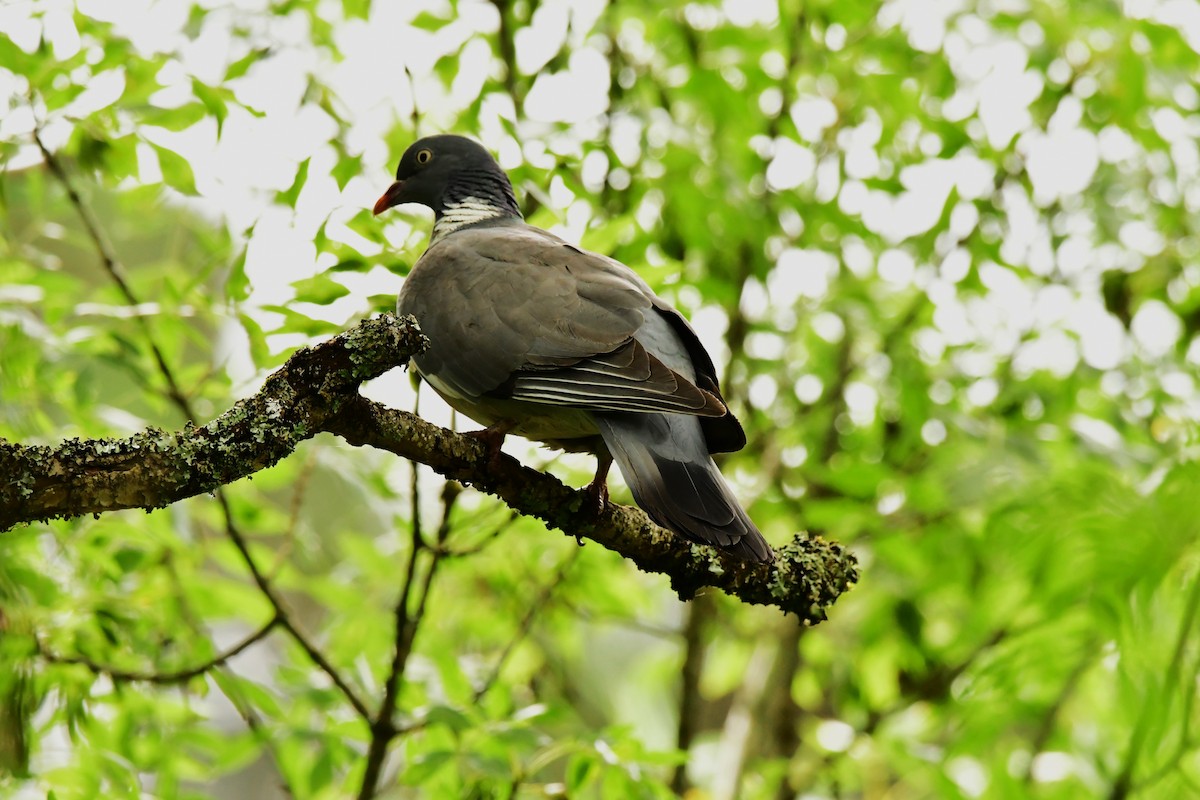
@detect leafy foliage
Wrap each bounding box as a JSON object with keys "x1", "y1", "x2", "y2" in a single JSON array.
[{"x1": 3, "y1": 0, "x2": 1200, "y2": 798}]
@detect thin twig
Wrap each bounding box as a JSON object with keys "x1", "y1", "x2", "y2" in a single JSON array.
[
  {"x1": 672, "y1": 592, "x2": 712, "y2": 794},
  {"x1": 266, "y1": 448, "x2": 318, "y2": 581},
  {"x1": 474, "y1": 550, "x2": 579, "y2": 703},
  {"x1": 147, "y1": 548, "x2": 293, "y2": 795},
  {"x1": 34, "y1": 128, "x2": 374, "y2": 723},
  {"x1": 36, "y1": 616, "x2": 279, "y2": 683},
  {"x1": 405, "y1": 63, "x2": 421, "y2": 137},
  {"x1": 34, "y1": 127, "x2": 193, "y2": 414},
  {"x1": 218, "y1": 493, "x2": 372, "y2": 721},
  {"x1": 355, "y1": 540, "x2": 420, "y2": 799},
  {"x1": 437, "y1": 508, "x2": 516, "y2": 558},
  {"x1": 358, "y1": 450, "x2": 457, "y2": 800}
]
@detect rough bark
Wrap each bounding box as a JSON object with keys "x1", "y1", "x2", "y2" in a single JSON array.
[{"x1": 0, "y1": 313, "x2": 857, "y2": 623}]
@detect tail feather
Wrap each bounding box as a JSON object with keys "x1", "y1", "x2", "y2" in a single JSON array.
[{"x1": 594, "y1": 412, "x2": 772, "y2": 563}]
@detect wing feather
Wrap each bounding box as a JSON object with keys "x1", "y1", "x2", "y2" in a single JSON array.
[{"x1": 397, "y1": 224, "x2": 728, "y2": 418}]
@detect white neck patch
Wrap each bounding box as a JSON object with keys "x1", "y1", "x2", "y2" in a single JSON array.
[{"x1": 431, "y1": 197, "x2": 506, "y2": 244}]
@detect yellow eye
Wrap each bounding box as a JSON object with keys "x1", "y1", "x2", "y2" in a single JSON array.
[{"x1": 416, "y1": 149, "x2": 433, "y2": 165}]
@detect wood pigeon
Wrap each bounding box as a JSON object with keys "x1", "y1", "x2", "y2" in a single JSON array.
[{"x1": 374, "y1": 135, "x2": 772, "y2": 563}]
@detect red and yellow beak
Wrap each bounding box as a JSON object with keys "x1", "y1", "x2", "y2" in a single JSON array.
[{"x1": 373, "y1": 180, "x2": 405, "y2": 216}]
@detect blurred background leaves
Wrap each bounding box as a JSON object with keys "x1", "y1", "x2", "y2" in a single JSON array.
[{"x1": 2, "y1": 0, "x2": 1200, "y2": 797}]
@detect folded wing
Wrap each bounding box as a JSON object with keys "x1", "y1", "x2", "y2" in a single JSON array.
[{"x1": 400, "y1": 225, "x2": 728, "y2": 419}]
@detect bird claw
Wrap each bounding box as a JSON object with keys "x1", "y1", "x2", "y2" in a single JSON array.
[
  {"x1": 583, "y1": 453, "x2": 612, "y2": 517},
  {"x1": 466, "y1": 420, "x2": 514, "y2": 471},
  {"x1": 583, "y1": 477, "x2": 609, "y2": 516}
]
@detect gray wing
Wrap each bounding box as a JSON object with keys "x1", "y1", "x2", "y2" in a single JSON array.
[{"x1": 398, "y1": 225, "x2": 725, "y2": 417}]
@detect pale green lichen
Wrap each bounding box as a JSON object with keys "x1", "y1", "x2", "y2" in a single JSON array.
[
  {"x1": 341, "y1": 313, "x2": 427, "y2": 378},
  {"x1": 690, "y1": 544, "x2": 725, "y2": 576}
]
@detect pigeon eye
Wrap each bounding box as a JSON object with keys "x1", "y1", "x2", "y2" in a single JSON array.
[{"x1": 416, "y1": 149, "x2": 433, "y2": 165}]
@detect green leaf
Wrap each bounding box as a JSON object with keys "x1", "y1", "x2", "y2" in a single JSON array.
[
  {"x1": 331, "y1": 152, "x2": 362, "y2": 191},
  {"x1": 308, "y1": 748, "x2": 334, "y2": 790},
  {"x1": 113, "y1": 546, "x2": 147, "y2": 573},
  {"x1": 313, "y1": 217, "x2": 330, "y2": 251},
  {"x1": 433, "y1": 44, "x2": 468, "y2": 88},
  {"x1": 342, "y1": 0, "x2": 371, "y2": 20},
  {"x1": 565, "y1": 754, "x2": 596, "y2": 793},
  {"x1": 277, "y1": 157, "x2": 310, "y2": 209},
  {"x1": 410, "y1": 11, "x2": 449, "y2": 31},
  {"x1": 102, "y1": 134, "x2": 139, "y2": 183},
  {"x1": 226, "y1": 245, "x2": 251, "y2": 303},
  {"x1": 140, "y1": 101, "x2": 208, "y2": 132},
  {"x1": 75, "y1": 131, "x2": 111, "y2": 174},
  {"x1": 290, "y1": 272, "x2": 349, "y2": 305},
  {"x1": 327, "y1": 258, "x2": 369, "y2": 273},
  {"x1": 259, "y1": 305, "x2": 343, "y2": 336},
  {"x1": 224, "y1": 47, "x2": 271, "y2": 81},
  {"x1": 403, "y1": 750, "x2": 454, "y2": 785},
  {"x1": 345, "y1": 208, "x2": 390, "y2": 245},
  {"x1": 183, "y1": 4, "x2": 207, "y2": 38},
  {"x1": 148, "y1": 141, "x2": 198, "y2": 194},
  {"x1": 431, "y1": 650, "x2": 473, "y2": 703},
  {"x1": 425, "y1": 705, "x2": 473, "y2": 735},
  {"x1": 367, "y1": 293, "x2": 396, "y2": 314},
  {"x1": 0, "y1": 36, "x2": 31, "y2": 75},
  {"x1": 191, "y1": 79, "x2": 229, "y2": 136},
  {"x1": 4, "y1": 567, "x2": 58, "y2": 606},
  {"x1": 212, "y1": 670, "x2": 283, "y2": 719},
  {"x1": 238, "y1": 313, "x2": 271, "y2": 368}
]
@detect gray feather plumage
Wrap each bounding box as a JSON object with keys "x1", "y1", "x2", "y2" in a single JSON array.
[{"x1": 385, "y1": 135, "x2": 772, "y2": 562}]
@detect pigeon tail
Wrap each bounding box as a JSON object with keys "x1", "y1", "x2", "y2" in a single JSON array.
[{"x1": 594, "y1": 412, "x2": 773, "y2": 563}]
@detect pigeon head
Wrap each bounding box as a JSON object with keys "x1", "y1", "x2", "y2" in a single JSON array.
[{"x1": 373, "y1": 135, "x2": 521, "y2": 233}]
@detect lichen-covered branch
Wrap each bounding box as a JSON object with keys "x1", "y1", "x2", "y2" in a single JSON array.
[
  {"x1": 0, "y1": 314, "x2": 427, "y2": 528},
  {"x1": 325, "y1": 396, "x2": 857, "y2": 621},
  {"x1": 0, "y1": 313, "x2": 857, "y2": 622}
]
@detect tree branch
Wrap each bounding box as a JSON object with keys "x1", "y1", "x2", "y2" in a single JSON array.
[
  {"x1": 217, "y1": 491, "x2": 374, "y2": 721},
  {"x1": 35, "y1": 616, "x2": 279, "y2": 684},
  {"x1": 0, "y1": 314, "x2": 427, "y2": 527},
  {"x1": 358, "y1": 470, "x2": 456, "y2": 799},
  {"x1": 0, "y1": 314, "x2": 858, "y2": 623}
]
